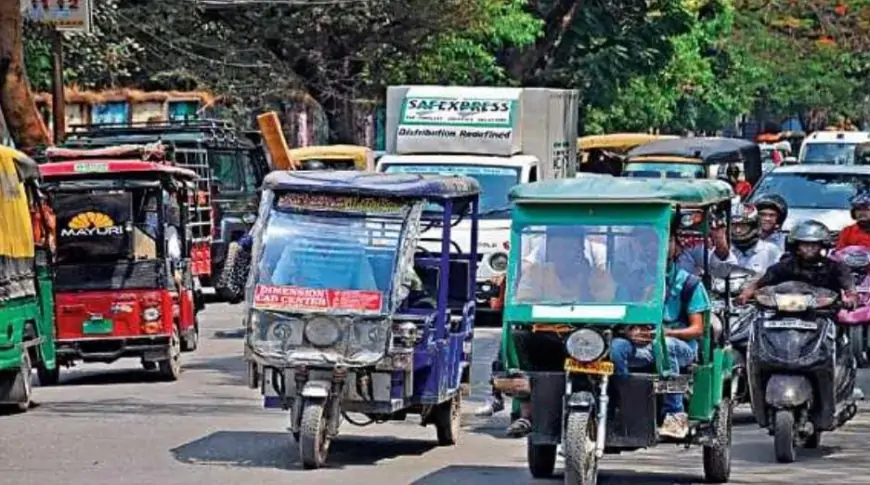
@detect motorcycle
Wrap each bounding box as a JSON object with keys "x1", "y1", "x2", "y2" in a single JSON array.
[
  {"x1": 711, "y1": 264, "x2": 758, "y2": 407},
  {"x1": 830, "y1": 245, "x2": 870, "y2": 367},
  {"x1": 747, "y1": 281, "x2": 858, "y2": 463}
]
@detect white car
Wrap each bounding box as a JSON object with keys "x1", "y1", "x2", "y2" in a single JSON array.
[
  {"x1": 746, "y1": 164, "x2": 870, "y2": 235},
  {"x1": 799, "y1": 131, "x2": 870, "y2": 165}
]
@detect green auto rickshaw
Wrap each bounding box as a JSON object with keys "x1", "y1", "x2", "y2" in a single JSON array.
[{"x1": 495, "y1": 176, "x2": 736, "y2": 484}]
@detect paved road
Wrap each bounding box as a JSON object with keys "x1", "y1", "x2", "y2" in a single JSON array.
[{"x1": 3, "y1": 303, "x2": 870, "y2": 485}]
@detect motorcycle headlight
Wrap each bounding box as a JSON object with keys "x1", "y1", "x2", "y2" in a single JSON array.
[
  {"x1": 565, "y1": 328, "x2": 606, "y2": 363},
  {"x1": 304, "y1": 316, "x2": 341, "y2": 347},
  {"x1": 488, "y1": 252, "x2": 509, "y2": 272}
]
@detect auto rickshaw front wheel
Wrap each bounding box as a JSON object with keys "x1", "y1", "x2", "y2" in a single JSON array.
[
  {"x1": 299, "y1": 399, "x2": 331, "y2": 469},
  {"x1": 434, "y1": 393, "x2": 461, "y2": 445},
  {"x1": 563, "y1": 410, "x2": 599, "y2": 485},
  {"x1": 703, "y1": 396, "x2": 732, "y2": 483},
  {"x1": 526, "y1": 440, "x2": 556, "y2": 478}
]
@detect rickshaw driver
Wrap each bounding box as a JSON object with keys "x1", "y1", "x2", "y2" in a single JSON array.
[{"x1": 610, "y1": 223, "x2": 711, "y2": 439}]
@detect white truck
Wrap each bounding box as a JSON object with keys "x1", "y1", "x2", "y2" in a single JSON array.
[
  {"x1": 376, "y1": 85, "x2": 580, "y2": 318},
  {"x1": 799, "y1": 130, "x2": 870, "y2": 164}
]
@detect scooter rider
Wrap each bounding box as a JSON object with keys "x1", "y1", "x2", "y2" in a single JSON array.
[
  {"x1": 836, "y1": 193, "x2": 870, "y2": 249},
  {"x1": 754, "y1": 193, "x2": 788, "y2": 250}
]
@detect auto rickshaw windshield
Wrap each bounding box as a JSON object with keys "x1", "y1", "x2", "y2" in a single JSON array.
[{"x1": 511, "y1": 223, "x2": 665, "y2": 305}]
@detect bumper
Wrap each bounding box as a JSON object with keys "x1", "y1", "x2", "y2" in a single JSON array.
[
  {"x1": 56, "y1": 335, "x2": 172, "y2": 363},
  {"x1": 475, "y1": 281, "x2": 502, "y2": 312}
]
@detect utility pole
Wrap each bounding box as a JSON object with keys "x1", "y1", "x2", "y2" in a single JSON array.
[{"x1": 51, "y1": 28, "x2": 64, "y2": 145}]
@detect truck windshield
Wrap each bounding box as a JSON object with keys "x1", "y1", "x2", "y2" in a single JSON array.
[
  {"x1": 511, "y1": 224, "x2": 663, "y2": 305},
  {"x1": 801, "y1": 143, "x2": 856, "y2": 165},
  {"x1": 623, "y1": 162, "x2": 705, "y2": 179},
  {"x1": 254, "y1": 205, "x2": 408, "y2": 308},
  {"x1": 382, "y1": 164, "x2": 519, "y2": 217}
]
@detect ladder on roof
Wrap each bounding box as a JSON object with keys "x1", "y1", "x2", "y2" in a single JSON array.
[{"x1": 174, "y1": 146, "x2": 214, "y2": 245}]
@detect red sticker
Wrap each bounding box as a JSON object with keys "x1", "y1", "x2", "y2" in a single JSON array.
[{"x1": 253, "y1": 285, "x2": 383, "y2": 312}]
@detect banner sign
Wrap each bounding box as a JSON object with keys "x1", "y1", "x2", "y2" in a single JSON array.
[
  {"x1": 253, "y1": 284, "x2": 383, "y2": 313},
  {"x1": 23, "y1": 0, "x2": 93, "y2": 33}
]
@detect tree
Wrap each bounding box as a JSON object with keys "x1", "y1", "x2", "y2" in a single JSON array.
[{"x1": 0, "y1": 2, "x2": 50, "y2": 149}]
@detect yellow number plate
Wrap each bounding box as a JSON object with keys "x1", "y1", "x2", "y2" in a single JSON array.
[{"x1": 565, "y1": 358, "x2": 614, "y2": 375}]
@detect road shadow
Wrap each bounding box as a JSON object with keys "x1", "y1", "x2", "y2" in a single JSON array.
[
  {"x1": 171, "y1": 430, "x2": 439, "y2": 470},
  {"x1": 410, "y1": 465, "x2": 701, "y2": 485},
  {"x1": 212, "y1": 329, "x2": 246, "y2": 339},
  {"x1": 47, "y1": 368, "x2": 168, "y2": 387},
  {"x1": 35, "y1": 397, "x2": 257, "y2": 417},
  {"x1": 182, "y1": 355, "x2": 248, "y2": 386}
]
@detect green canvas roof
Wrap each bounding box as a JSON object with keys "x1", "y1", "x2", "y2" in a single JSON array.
[{"x1": 509, "y1": 176, "x2": 734, "y2": 206}]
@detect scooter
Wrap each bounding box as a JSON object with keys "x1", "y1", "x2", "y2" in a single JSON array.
[
  {"x1": 747, "y1": 281, "x2": 858, "y2": 463},
  {"x1": 711, "y1": 264, "x2": 757, "y2": 407},
  {"x1": 830, "y1": 245, "x2": 870, "y2": 367}
]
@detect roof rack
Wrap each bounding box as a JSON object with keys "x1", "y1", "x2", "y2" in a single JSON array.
[
  {"x1": 66, "y1": 118, "x2": 239, "y2": 136},
  {"x1": 45, "y1": 142, "x2": 172, "y2": 164}
]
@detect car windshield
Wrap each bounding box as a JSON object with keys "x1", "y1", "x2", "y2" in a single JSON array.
[
  {"x1": 254, "y1": 195, "x2": 413, "y2": 312},
  {"x1": 382, "y1": 163, "x2": 519, "y2": 218},
  {"x1": 747, "y1": 172, "x2": 870, "y2": 210},
  {"x1": 511, "y1": 224, "x2": 663, "y2": 305},
  {"x1": 801, "y1": 143, "x2": 857, "y2": 165},
  {"x1": 623, "y1": 162, "x2": 705, "y2": 179}
]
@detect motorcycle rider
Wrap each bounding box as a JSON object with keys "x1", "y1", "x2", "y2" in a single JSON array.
[
  {"x1": 836, "y1": 193, "x2": 870, "y2": 249},
  {"x1": 754, "y1": 193, "x2": 788, "y2": 250}
]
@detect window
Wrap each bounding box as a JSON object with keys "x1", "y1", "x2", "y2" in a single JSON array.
[
  {"x1": 747, "y1": 172, "x2": 870, "y2": 210},
  {"x1": 210, "y1": 151, "x2": 245, "y2": 192}
]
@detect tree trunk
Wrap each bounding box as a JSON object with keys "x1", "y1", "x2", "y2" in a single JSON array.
[
  {"x1": 506, "y1": 0, "x2": 583, "y2": 81},
  {"x1": 0, "y1": 3, "x2": 51, "y2": 150}
]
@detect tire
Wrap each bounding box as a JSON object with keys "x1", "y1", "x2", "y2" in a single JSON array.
[
  {"x1": 563, "y1": 410, "x2": 599, "y2": 485},
  {"x1": 182, "y1": 317, "x2": 199, "y2": 352},
  {"x1": 299, "y1": 399, "x2": 331, "y2": 469},
  {"x1": 158, "y1": 325, "x2": 182, "y2": 381},
  {"x1": 703, "y1": 397, "x2": 732, "y2": 483},
  {"x1": 851, "y1": 327, "x2": 869, "y2": 368},
  {"x1": 773, "y1": 410, "x2": 796, "y2": 463},
  {"x1": 37, "y1": 364, "x2": 60, "y2": 386},
  {"x1": 804, "y1": 430, "x2": 821, "y2": 449},
  {"x1": 142, "y1": 360, "x2": 157, "y2": 371},
  {"x1": 10, "y1": 351, "x2": 33, "y2": 412},
  {"x1": 434, "y1": 393, "x2": 461, "y2": 446},
  {"x1": 526, "y1": 440, "x2": 557, "y2": 478}
]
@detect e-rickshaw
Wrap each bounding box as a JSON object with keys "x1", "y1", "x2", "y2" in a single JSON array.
[
  {"x1": 577, "y1": 134, "x2": 678, "y2": 175},
  {"x1": 287, "y1": 145, "x2": 375, "y2": 171},
  {"x1": 0, "y1": 146, "x2": 56, "y2": 411},
  {"x1": 495, "y1": 176, "x2": 735, "y2": 484},
  {"x1": 624, "y1": 137, "x2": 762, "y2": 185},
  {"x1": 38, "y1": 147, "x2": 205, "y2": 382},
  {"x1": 244, "y1": 171, "x2": 480, "y2": 469}
]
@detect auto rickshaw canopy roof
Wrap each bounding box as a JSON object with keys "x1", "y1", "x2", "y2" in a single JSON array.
[
  {"x1": 509, "y1": 176, "x2": 733, "y2": 206},
  {"x1": 577, "y1": 133, "x2": 678, "y2": 151},
  {"x1": 287, "y1": 145, "x2": 371, "y2": 159},
  {"x1": 263, "y1": 170, "x2": 480, "y2": 199},
  {"x1": 626, "y1": 137, "x2": 759, "y2": 164},
  {"x1": 0, "y1": 145, "x2": 38, "y2": 260}
]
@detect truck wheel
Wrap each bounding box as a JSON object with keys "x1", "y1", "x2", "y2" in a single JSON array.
[
  {"x1": 37, "y1": 364, "x2": 60, "y2": 387},
  {"x1": 299, "y1": 399, "x2": 331, "y2": 469},
  {"x1": 158, "y1": 325, "x2": 182, "y2": 381},
  {"x1": 563, "y1": 410, "x2": 599, "y2": 485},
  {"x1": 182, "y1": 317, "x2": 200, "y2": 352},
  {"x1": 434, "y1": 393, "x2": 461, "y2": 446},
  {"x1": 526, "y1": 440, "x2": 556, "y2": 478},
  {"x1": 773, "y1": 410, "x2": 796, "y2": 463},
  {"x1": 10, "y1": 351, "x2": 33, "y2": 412},
  {"x1": 703, "y1": 397, "x2": 732, "y2": 483}
]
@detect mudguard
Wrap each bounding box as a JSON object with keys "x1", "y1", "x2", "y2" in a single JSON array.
[
  {"x1": 566, "y1": 390, "x2": 596, "y2": 411},
  {"x1": 301, "y1": 380, "x2": 331, "y2": 399},
  {"x1": 765, "y1": 374, "x2": 813, "y2": 408}
]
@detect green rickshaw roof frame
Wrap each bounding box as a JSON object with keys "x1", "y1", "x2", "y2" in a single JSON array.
[{"x1": 509, "y1": 176, "x2": 734, "y2": 206}]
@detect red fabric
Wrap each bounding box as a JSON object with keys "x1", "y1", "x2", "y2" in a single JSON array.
[
  {"x1": 772, "y1": 150, "x2": 783, "y2": 166},
  {"x1": 735, "y1": 180, "x2": 752, "y2": 198},
  {"x1": 836, "y1": 224, "x2": 870, "y2": 250}
]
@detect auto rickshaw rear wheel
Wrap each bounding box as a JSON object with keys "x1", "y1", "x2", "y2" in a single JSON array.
[
  {"x1": 703, "y1": 396, "x2": 732, "y2": 483},
  {"x1": 563, "y1": 410, "x2": 598, "y2": 485},
  {"x1": 158, "y1": 325, "x2": 182, "y2": 381},
  {"x1": 9, "y1": 351, "x2": 33, "y2": 412},
  {"x1": 526, "y1": 440, "x2": 556, "y2": 478},
  {"x1": 434, "y1": 393, "x2": 461, "y2": 446},
  {"x1": 299, "y1": 399, "x2": 331, "y2": 469},
  {"x1": 773, "y1": 410, "x2": 796, "y2": 463}
]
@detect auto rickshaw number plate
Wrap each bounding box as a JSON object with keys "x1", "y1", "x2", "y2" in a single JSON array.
[
  {"x1": 564, "y1": 358, "x2": 614, "y2": 375},
  {"x1": 83, "y1": 317, "x2": 113, "y2": 335}
]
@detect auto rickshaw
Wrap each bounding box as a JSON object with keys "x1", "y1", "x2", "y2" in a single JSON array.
[
  {"x1": 0, "y1": 146, "x2": 56, "y2": 411},
  {"x1": 495, "y1": 176, "x2": 735, "y2": 484},
  {"x1": 624, "y1": 137, "x2": 762, "y2": 185},
  {"x1": 577, "y1": 133, "x2": 678, "y2": 175},
  {"x1": 287, "y1": 145, "x2": 374, "y2": 171},
  {"x1": 244, "y1": 171, "x2": 480, "y2": 469},
  {"x1": 38, "y1": 146, "x2": 206, "y2": 382}
]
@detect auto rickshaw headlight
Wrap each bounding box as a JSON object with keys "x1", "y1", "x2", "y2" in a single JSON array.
[
  {"x1": 143, "y1": 307, "x2": 161, "y2": 322},
  {"x1": 565, "y1": 328, "x2": 606, "y2": 363},
  {"x1": 305, "y1": 316, "x2": 342, "y2": 347},
  {"x1": 489, "y1": 252, "x2": 509, "y2": 272}
]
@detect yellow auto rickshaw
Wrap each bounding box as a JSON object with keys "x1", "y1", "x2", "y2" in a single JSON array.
[
  {"x1": 287, "y1": 145, "x2": 374, "y2": 171},
  {"x1": 577, "y1": 133, "x2": 678, "y2": 175}
]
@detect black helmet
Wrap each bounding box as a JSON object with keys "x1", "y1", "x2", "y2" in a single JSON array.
[
  {"x1": 850, "y1": 192, "x2": 870, "y2": 219},
  {"x1": 787, "y1": 219, "x2": 831, "y2": 247},
  {"x1": 730, "y1": 203, "x2": 759, "y2": 248},
  {"x1": 754, "y1": 193, "x2": 788, "y2": 225}
]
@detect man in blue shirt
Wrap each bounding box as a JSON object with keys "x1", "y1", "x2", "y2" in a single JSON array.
[{"x1": 610, "y1": 223, "x2": 711, "y2": 439}]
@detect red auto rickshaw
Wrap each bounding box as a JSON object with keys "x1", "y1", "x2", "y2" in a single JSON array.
[{"x1": 38, "y1": 144, "x2": 207, "y2": 382}]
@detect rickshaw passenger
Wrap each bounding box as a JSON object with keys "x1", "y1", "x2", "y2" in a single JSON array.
[
  {"x1": 610, "y1": 225, "x2": 710, "y2": 439},
  {"x1": 271, "y1": 235, "x2": 378, "y2": 290},
  {"x1": 140, "y1": 190, "x2": 182, "y2": 260},
  {"x1": 515, "y1": 227, "x2": 608, "y2": 302}
]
